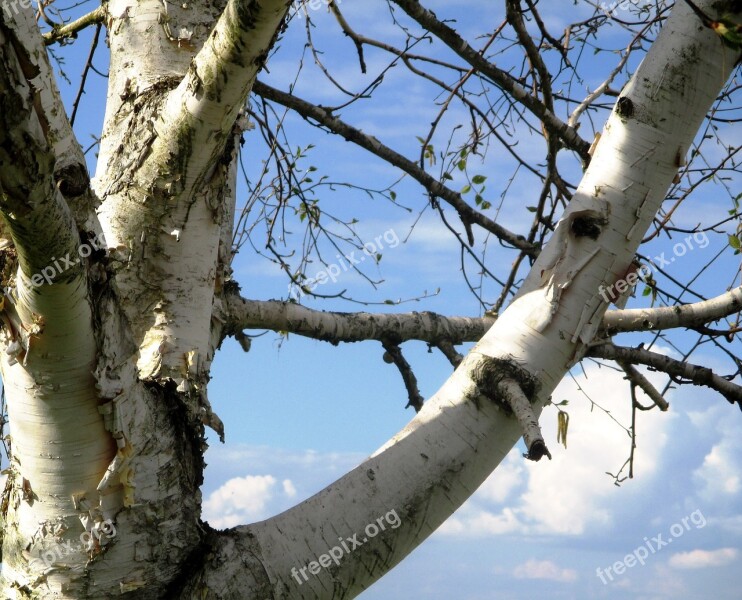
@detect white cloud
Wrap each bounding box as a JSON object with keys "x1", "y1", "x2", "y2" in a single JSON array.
[
  {"x1": 714, "y1": 514, "x2": 742, "y2": 536},
  {"x1": 440, "y1": 506, "x2": 521, "y2": 536},
  {"x1": 696, "y1": 445, "x2": 741, "y2": 495},
  {"x1": 282, "y1": 478, "x2": 297, "y2": 498},
  {"x1": 668, "y1": 548, "x2": 738, "y2": 569},
  {"x1": 439, "y1": 362, "x2": 674, "y2": 538},
  {"x1": 203, "y1": 474, "x2": 279, "y2": 529},
  {"x1": 204, "y1": 444, "x2": 365, "y2": 481},
  {"x1": 512, "y1": 559, "x2": 578, "y2": 583},
  {"x1": 693, "y1": 409, "x2": 742, "y2": 501},
  {"x1": 640, "y1": 564, "x2": 690, "y2": 598},
  {"x1": 201, "y1": 445, "x2": 367, "y2": 529},
  {"x1": 475, "y1": 458, "x2": 524, "y2": 504}
]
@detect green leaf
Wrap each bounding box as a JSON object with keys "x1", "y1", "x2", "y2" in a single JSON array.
[
  {"x1": 442, "y1": 172, "x2": 453, "y2": 180},
  {"x1": 729, "y1": 234, "x2": 741, "y2": 250},
  {"x1": 526, "y1": 206, "x2": 537, "y2": 212},
  {"x1": 472, "y1": 175, "x2": 487, "y2": 184},
  {"x1": 713, "y1": 18, "x2": 742, "y2": 50},
  {"x1": 390, "y1": 191, "x2": 397, "y2": 200},
  {"x1": 457, "y1": 159, "x2": 467, "y2": 171},
  {"x1": 461, "y1": 184, "x2": 471, "y2": 194},
  {"x1": 642, "y1": 286, "x2": 652, "y2": 296}
]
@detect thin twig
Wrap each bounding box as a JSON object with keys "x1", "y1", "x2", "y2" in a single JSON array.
[
  {"x1": 381, "y1": 341, "x2": 424, "y2": 411},
  {"x1": 70, "y1": 23, "x2": 101, "y2": 126}
]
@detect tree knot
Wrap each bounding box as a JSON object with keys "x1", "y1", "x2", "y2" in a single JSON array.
[{"x1": 470, "y1": 356, "x2": 540, "y2": 407}]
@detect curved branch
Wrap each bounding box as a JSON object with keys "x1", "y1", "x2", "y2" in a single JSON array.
[
  {"x1": 617, "y1": 360, "x2": 669, "y2": 411},
  {"x1": 381, "y1": 341, "x2": 424, "y2": 411},
  {"x1": 151, "y1": 0, "x2": 291, "y2": 191},
  {"x1": 0, "y1": 8, "x2": 115, "y2": 570},
  {"x1": 252, "y1": 81, "x2": 539, "y2": 254},
  {"x1": 436, "y1": 340, "x2": 463, "y2": 367},
  {"x1": 184, "y1": 4, "x2": 739, "y2": 596},
  {"x1": 3, "y1": 4, "x2": 93, "y2": 228},
  {"x1": 588, "y1": 342, "x2": 742, "y2": 409},
  {"x1": 0, "y1": 10, "x2": 84, "y2": 275}
]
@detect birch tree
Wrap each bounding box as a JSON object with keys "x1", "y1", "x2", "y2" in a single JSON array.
[{"x1": 0, "y1": 0, "x2": 740, "y2": 598}]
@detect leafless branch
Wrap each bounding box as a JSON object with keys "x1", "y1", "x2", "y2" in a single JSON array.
[{"x1": 588, "y1": 342, "x2": 742, "y2": 409}]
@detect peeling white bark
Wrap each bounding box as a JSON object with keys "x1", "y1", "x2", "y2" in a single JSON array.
[
  {"x1": 603, "y1": 285, "x2": 742, "y2": 333},
  {"x1": 223, "y1": 293, "x2": 495, "y2": 344},
  {"x1": 1, "y1": 0, "x2": 290, "y2": 596},
  {"x1": 174, "y1": 2, "x2": 742, "y2": 598},
  {"x1": 93, "y1": 0, "x2": 291, "y2": 404},
  {"x1": 0, "y1": 11, "x2": 116, "y2": 595},
  {"x1": 0, "y1": 0, "x2": 739, "y2": 598},
  {"x1": 224, "y1": 286, "x2": 742, "y2": 345}
]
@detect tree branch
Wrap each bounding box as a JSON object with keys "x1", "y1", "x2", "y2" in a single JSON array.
[
  {"x1": 0, "y1": 7, "x2": 115, "y2": 558},
  {"x1": 182, "y1": 4, "x2": 740, "y2": 596},
  {"x1": 390, "y1": 0, "x2": 590, "y2": 159},
  {"x1": 0, "y1": 10, "x2": 85, "y2": 276},
  {"x1": 223, "y1": 292, "x2": 494, "y2": 345},
  {"x1": 505, "y1": 0, "x2": 554, "y2": 111},
  {"x1": 3, "y1": 4, "x2": 93, "y2": 229},
  {"x1": 617, "y1": 360, "x2": 670, "y2": 411},
  {"x1": 381, "y1": 341, "x2": 424, "y2": 411},
  {"x1": 224, "y1": 287, "x2": 742, "y2": 347},
  {"x1": 252, "y1": 80, "x2": 539, "y2": 254},
  {"x1": 42, "y1": 5, "x2": 106, "y2": 46},
  {"x1": 436, "y1": 340, "x2": 463, "y2": 367},
  {"x1": 497, "y1": 377, "x2": 551, "y2": 461},
  {"x1": 588, "y1": 342, "x2": 742, "y2": 409},
  {"x1": 602, "y1": 286, "x2": 742, "y2": 333},
  {"x1": 149, "y1": 0, "x2": 291, "y2": 192}
]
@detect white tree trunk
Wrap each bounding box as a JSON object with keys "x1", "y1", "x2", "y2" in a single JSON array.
[
  {"x1": 174, "y1": 2, "x2": 741, "y2": 597},
  {"x1": 0, "y1": 0, "x2": 738, "y2": 598}
]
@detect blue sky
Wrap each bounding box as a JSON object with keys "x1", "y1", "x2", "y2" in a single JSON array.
[{"x1": 35, "y1": 0, "x2": 742, "y2": 597}]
